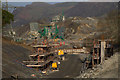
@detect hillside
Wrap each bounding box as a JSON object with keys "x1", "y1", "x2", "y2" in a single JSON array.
[
  {"x1": 2, "y1": 38, "x2": 40, "y2": 78},
  {"x1": 65, "y1": 2, "x2": 118, "y2": 17},
  {"x1": 12, "y1": 2, "x2": 117, "y2": 27},
  {"x1": 13, "y1": 2, "x2": 78, "y2": 27}
]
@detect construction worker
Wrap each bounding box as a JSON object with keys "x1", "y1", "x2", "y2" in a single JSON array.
[
  {"x1": 55, "y1": 39, "x2": 57, "y2": 42},
  {"x1": 44, "y1": 39, "x2": 47, "y2": 45},
  {"x1": 39, "y1": 69, "x2": 42, "y2": 73},
  {"x1": 80, "y1": 58, "x2": 86, "y2": 73},
  {"x1": 63, "y1": 41, "x2": 65, "y2": 45},
  {"x1": 60, "y1": 42, "x2": 62, "y2": 46}
]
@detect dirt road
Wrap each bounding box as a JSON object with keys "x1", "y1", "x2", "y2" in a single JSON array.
[{"x1": 46, "y1": 54, "x2": 82, "y2": 78}]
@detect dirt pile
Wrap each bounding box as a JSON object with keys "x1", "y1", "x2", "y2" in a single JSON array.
[{"x1": 77, "y1": 52, "x2": 118, "y2": 78}]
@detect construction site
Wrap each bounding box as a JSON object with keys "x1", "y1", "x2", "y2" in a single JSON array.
[{"x1": 1, "y1": 1, "x2": 119, "y2": 79}]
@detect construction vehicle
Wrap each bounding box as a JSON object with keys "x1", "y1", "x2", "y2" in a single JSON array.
[
  {"x1": 58, "y1": 49, "x2": 64, "y2": 55},
  {"x1": 58, "y1": 49, "x2": 65, "y2": 60},
  {"x1": 51, "y1": 62, "x2": 59, "y2": 71}
]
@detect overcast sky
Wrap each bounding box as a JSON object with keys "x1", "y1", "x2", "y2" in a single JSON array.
[{"x1": 2, "y1": 0, "x2": 120, "y2": 2}]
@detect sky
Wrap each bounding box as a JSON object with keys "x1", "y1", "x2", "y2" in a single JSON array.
[
  {"x1": 7, "y1": 2, "x2": 32, "y2": 7},
  {"x1": 2, "y1": 0, "x2": 119, "y2": 2},
  {"x1": 2, "y1": 0, "x2": 88, "y2": 2}
]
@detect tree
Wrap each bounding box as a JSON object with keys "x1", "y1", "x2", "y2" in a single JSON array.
[{"x1": 2, "y1": 9, "x2": 14, "y2": 26}]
